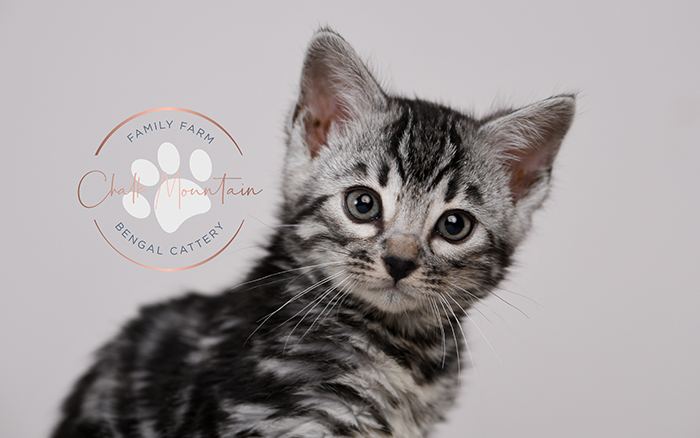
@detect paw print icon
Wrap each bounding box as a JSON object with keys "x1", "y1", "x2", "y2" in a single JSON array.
[{"x1": 123, "y1": 142, "x2": 213, "y2": 233}]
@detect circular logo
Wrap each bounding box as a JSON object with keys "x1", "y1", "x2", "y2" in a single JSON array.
[{"x1": 78, "y1": 108, "x2": 262, "y2": 271}]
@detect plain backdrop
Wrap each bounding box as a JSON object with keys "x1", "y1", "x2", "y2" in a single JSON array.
[{"x1": 2, "y1": 2, "x2": 699, "y2": 437}]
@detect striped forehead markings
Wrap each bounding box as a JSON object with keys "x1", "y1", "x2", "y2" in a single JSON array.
[
  {"x1": 444, "y1": 175, "x2": 460, "y2": 203},
  {"x1": 378, "y1": 161, "x2": 390, "y2": 187},
  {"x1": 353, "y1": 162, "x2": 369, "y2": 177},
  {"x1": 384, "y1": 101, "x2": 471, "y2": 198},
  {"x1": 386, "y1": 108, "x2": 410, "y2": 182}
]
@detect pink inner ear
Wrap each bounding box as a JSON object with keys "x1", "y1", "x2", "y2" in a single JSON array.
[
  {"x1": 305, "y1": 114, "x2": 331, "y2": 158},
  {"x1": 508, "y1": 145, "x2": 552, "y2": 203},
  {"x1": 303, "y1": 85, "x2": 349, "y2": 158}
]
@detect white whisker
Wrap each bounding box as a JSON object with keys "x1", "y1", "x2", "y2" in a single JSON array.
[
  {"x1": 428, "y1": 297, "x2": 447, "y2": 368},
  {"x1": 446, "y1": 285, "x2": 504, "y2": 363},
  {"x1": 302, "y1": 275, "x2": 352, "y2": 339},
  {"x1": 284, "y1": 271, "x2": 349, "y2": 349},
  {"x1": 245, "y1": 269, "x2": 346, "y2": 344},
  {"x1": 234, "y1": 261, "x2": 344, "y2": 292},
  {"x1": 440, "y1": 292, "x2": 482, "y2": 375},
  {"x1": 493, "y1": 282, "x2": 544, "y2": 309},
  {"x1": 489, "y1": 291, "x2": 530, "y2": 319},
  {"x1": 437, "y1": 295, "x2": 461, "y2": 377},
  {"x1": 448, "y1": 281, "x2": 514, "y2": 325}
]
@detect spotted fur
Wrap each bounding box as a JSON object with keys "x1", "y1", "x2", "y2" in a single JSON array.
[{"x1": 52, "y1": 29, "x2": 574, "y2": 438}]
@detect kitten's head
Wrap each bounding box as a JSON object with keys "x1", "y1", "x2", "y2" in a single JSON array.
[{"x1": 279, "y1": 29, "x2": 574, "y2": 319}]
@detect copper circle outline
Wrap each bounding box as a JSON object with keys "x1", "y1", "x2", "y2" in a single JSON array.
[{"x1": 92, "y1": 107, "x2": 245, "y2": 270}]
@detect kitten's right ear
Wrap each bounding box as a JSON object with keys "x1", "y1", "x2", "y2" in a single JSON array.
[{"x1": 295, "y1": 29, "x2": 386, "y2": 157}]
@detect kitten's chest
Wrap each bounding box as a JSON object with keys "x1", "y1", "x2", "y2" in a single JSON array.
[
  {"x1": 253, "y1": 324, "x2": 458, "y2": 438},
  {"x1": 340, "y1": 345, "x2": 456, "y2": 437}
]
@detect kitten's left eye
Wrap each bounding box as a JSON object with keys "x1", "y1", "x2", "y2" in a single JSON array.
[
  {"x1": 435, "y1": 211, "x2": 474, "y2": 242},
  {"x1": 345, "y1": 188, "x2": 381, "y2": 221}
]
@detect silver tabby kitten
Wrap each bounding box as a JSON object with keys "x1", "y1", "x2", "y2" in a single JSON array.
[{"x1": 53, "y1": 29, "x2": 574, "y2": 438}]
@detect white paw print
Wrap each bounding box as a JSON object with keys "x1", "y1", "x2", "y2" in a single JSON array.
[{"x1": 122, "y1": 142, "x2": 212, "y2": 233}]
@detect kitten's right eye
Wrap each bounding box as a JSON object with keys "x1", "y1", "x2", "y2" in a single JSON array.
[
  {"x1": 435, "y1": 210, "x2": 475, "y2": 242},
  {"x1": 345, "y1": 188, "x2": 381, "y2": 222}
]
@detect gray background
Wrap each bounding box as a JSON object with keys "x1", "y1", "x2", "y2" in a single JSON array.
[{"x1": 2, "y1": 1, "x2": 699, "y2": 437}]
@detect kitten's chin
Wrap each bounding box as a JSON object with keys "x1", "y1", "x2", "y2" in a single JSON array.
[{"x1": 355, "y1": 283, "x2": 423, "y2": 314}]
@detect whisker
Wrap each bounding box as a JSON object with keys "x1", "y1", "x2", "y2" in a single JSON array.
[
  {"x1": 314, "y1": 244, "x2": 353, "y2": 258},
  {"x1": 429, "y1": 297, "x2": 447, "y2": 368},
  {"x1": 453, "y1": 287, "x2": 518, "y2": 346},
  {"x1": 301, "y1": 275, "x2": 352, "y2": 339},
  {"x1": 332, "y1": 289, "x2": 353, "y2": 319},
  {"x1": 451, "y1": 276, "x2": 530, "y2": 320},
  {"x1": 334, "y1": 282, "x2": 357, "y2": 318},
  {"x1": 321, "y1": 279, "x2": 357, "y2": 324},
  {"x1": 233, "y1": 260, "x2": 344, "y2": 292},
  {"x1": 443, "y1": 291, "x2": 497, "y2": 368},
  {"x1": 448, "y1": 281, "x2": 514, "y2": 326},
  {"x1": 489, "y1": 291, "x2": 530, "y2": 319},
  {"x1": 245, "y1": 269, "x2": 346, "y2": 344},
  {"x1": 283, "y1": 295, "x2": 332, "y2": 350},
  {"x1": 285, "y1": 271, "x2": 349, "y2": 349},
  {"x1": 224, "y1": 243, "x2": 268, "y2": 256},
  {"x1": 446, "y1": 285, "x2": 504, "y2": 362},
  {"x1": 493, "y1": 282, "x2": 544, "y2": 309},
  {"x1": 437, "y1": 295, "x2": 461, "y2": 377},
  {"x1": 244, "y1": 213, "x2": 278, "y2": 231},
  {"x1": 279, "y1": 270, "x2": 347, "y2": 327}
]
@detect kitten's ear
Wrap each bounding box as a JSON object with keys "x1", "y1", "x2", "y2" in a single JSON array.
[
  {"x1": 479, "y1": 95, "x2": 575, "y2": 204},
  {"x1": 295, "y1": 29, "x2": 386, "y2": 157}
]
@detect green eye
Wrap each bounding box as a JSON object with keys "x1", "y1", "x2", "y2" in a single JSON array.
[
  {"x1": 435, "y1": 211, "x2": 474, "y2": 242},
  {"x1": 345, "y1": 188, "x2": 381, "y2": 221}
]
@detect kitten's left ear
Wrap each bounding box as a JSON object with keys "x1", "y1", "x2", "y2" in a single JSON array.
[
  {"x1": 479, "y1": 95, "x2": 575, "y2": 205},
  {"x1": 294, "y1": 29, "x2": 387, "y2": 157}
]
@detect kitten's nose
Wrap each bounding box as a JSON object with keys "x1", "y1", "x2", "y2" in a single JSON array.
[
  {"x1": 383, "y1": 234, "x2": 421, "y2": 283},
  {"x1": 383, "y1": 255, "x2": 417, "y2": 283}
]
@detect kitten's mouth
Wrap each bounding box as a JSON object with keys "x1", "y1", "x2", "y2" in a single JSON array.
[
  {"x1": 385, "y1": 285, "x2": 402, "y2": 294},
  {"x1": 377, "y1": 283, "x2": 414, "y2": 299},
  {"x1": 349, "y1": 280, "x2": 421, "y2": 313}
]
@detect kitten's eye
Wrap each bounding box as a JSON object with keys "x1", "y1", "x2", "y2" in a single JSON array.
[
  {"x1": 435, "y1": 211, "x2": 474, "y2": 242},
  {"x1": 345, "y1": 188, "x2": 381, "y2": 221}
]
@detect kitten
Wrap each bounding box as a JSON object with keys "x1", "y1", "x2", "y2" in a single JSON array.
[{"x1": 52, "y1": 29, "x2": 574, "y2": 438}]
